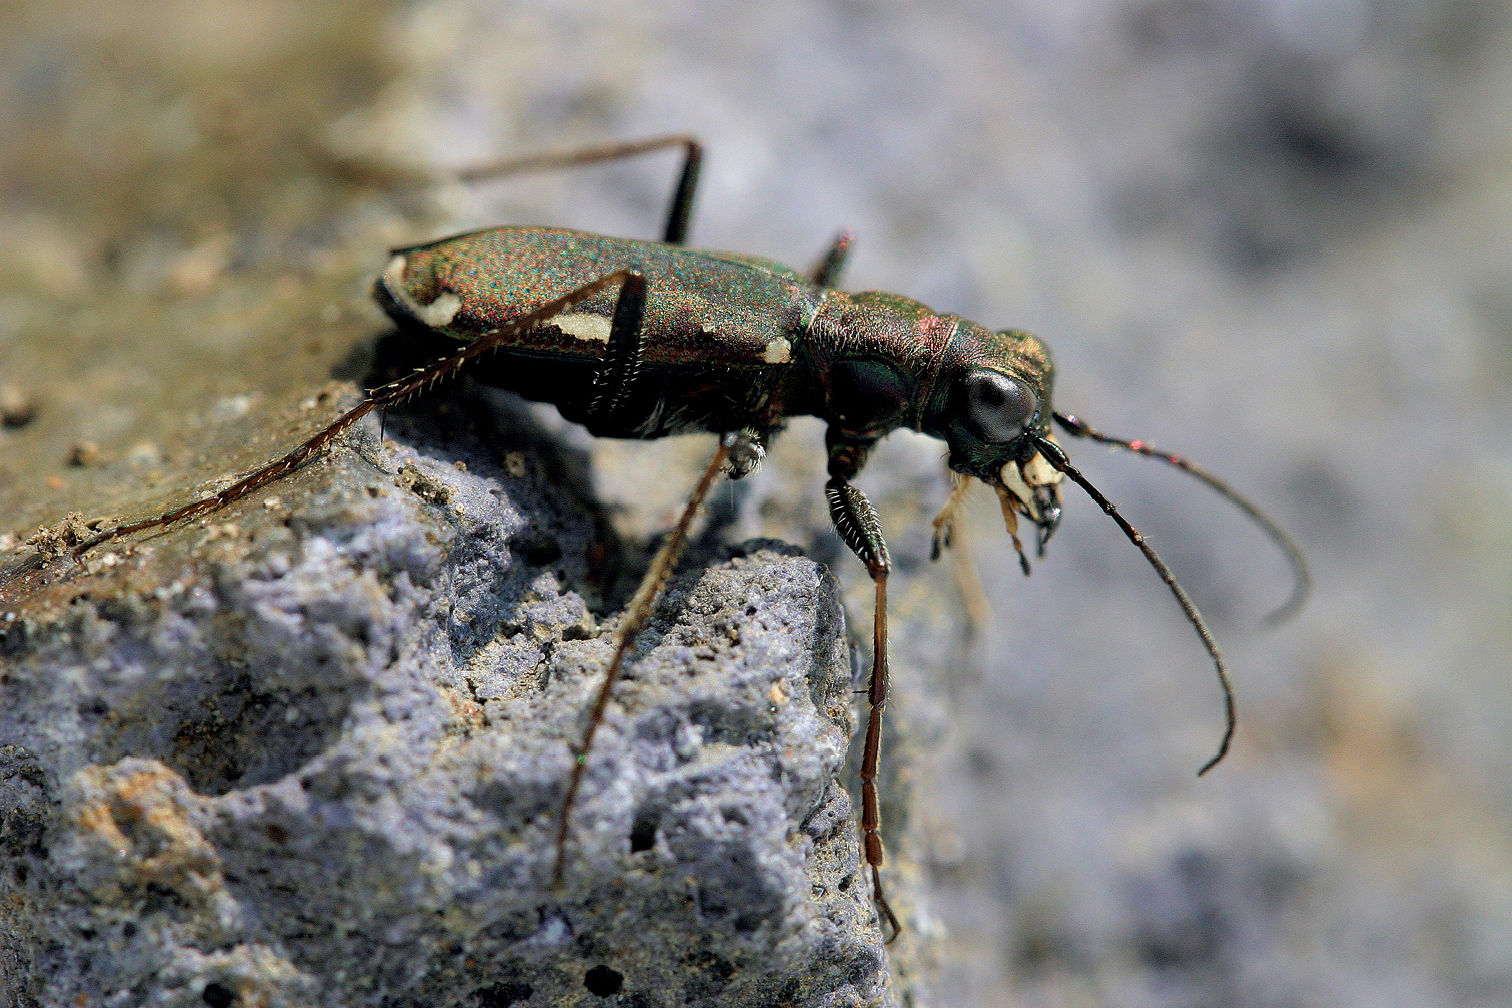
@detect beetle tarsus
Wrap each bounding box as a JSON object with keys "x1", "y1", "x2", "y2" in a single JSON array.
[{"x1": 808, "y1": 229, "x2": 854, "y2": 288}]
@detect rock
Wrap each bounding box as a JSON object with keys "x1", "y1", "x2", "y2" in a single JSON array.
[{"x1": 0, "y1": 390, "x2": 904, "y2": 1007}]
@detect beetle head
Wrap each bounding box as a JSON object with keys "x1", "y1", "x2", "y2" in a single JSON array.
[{"x1": 928, "y1": 325, "x2": 1063, "y2": 550}]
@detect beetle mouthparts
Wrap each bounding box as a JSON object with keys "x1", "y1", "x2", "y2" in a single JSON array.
[
  {"x1": 998, "y1": 444, "x2": 1064, "y2": 519},
  {"x1": 992, "y1": 446, "x2": 1065, "y2": 569}
]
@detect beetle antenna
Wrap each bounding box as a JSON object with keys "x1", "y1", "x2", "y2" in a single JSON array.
[
  {"x1": 1053, "y1": 412, "x2": 1309, "y2": 625},
  {"x1": 1031, "y1": 433, "x2": 1235, "y2": 776}
]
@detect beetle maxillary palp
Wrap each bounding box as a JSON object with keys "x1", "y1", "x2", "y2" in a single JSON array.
[
  {"x1": 990, "y1": 483, "x2": 1033, "y2": 576},
  {"x1": 929, "y1": 472, "x2": 973, "y2": 561}
]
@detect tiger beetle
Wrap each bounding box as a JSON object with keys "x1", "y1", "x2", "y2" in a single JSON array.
[{"x1": 56, "y1": 134, "x2": 1307, "y2": 941}]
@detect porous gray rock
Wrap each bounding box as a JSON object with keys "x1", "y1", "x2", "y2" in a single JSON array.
[{"x1": 0, "y1": 394, "x2": 902, "y2": 1008}]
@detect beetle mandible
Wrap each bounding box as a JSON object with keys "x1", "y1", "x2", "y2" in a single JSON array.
[{"x1": 60, "y1": 135, "x2": 1307, "y2": 940}]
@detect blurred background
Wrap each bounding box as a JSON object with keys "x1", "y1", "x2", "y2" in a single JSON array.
[{"x1": 2, "y1": 2, "x2": 1508, "y2": 1005}]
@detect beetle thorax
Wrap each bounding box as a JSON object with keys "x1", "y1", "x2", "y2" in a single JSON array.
[{"x1": 804, "y1": 290, "x2": 959, "y2": 440}]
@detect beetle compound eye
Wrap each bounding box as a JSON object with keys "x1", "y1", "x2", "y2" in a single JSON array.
[{"x1": 965, "y1": 369, "x2": 1036, "y2": 443}]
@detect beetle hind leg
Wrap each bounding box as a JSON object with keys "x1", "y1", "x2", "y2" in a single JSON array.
[{"x1": 65, "y1": 270, "x2": 648, "y2": 563}]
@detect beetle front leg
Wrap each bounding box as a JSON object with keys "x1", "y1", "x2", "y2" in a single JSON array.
[{"x1": 823, "y1": 452, "x2": 902, "y2": 941}]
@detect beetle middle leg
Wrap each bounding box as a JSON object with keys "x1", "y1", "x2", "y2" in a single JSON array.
[{"x1": 585, "y1": 269, "x2": 648, "y2": 425}]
